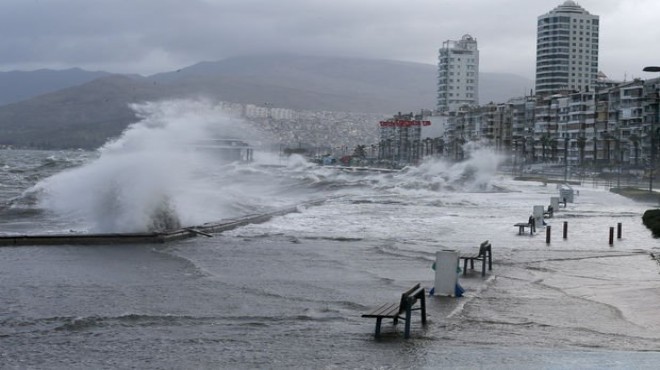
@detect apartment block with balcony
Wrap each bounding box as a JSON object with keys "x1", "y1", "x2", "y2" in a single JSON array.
[
  {"x1": 437, "y1": 34, "x2": 479, "y2": 113},
  {"x1": 535, "y1": 1, "x2": 599, "y2": 96}
]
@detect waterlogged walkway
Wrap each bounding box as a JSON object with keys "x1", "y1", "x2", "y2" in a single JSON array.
[{"x1": 438, "y1": 248, "x2": 660, "y2": 351}]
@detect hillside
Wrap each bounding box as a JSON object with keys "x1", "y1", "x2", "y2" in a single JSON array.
[
  {"x1": 149, "y1": 55, "x2": 438, "y2": 113},
  {"x1": 0, "y1": 55, "x2": 533, "y2": 149},
  {"x1": 0, "y1": 68, "x2": 110, "y2": 106},
  {"x1": 0, "y1": 75, "x2": 168, "y2": 149}
]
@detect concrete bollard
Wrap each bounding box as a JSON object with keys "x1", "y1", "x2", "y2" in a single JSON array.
[
  {"x1": 546, "y1": 225, "x2": 551, "y2": 244},
  {"x1": 617, "y1": 222, "x2": 622, "y2": 239},
  {"x1": 609, "y1": 227, "x2": 614, "y2": 246},
  {"x1": 563, "y1": 221, "x2": 568, "y2": 239}
]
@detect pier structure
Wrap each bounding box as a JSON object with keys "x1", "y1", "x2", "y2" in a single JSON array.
[{"x1": 0, "y1": 199, "x2": 325, "y2": 246}]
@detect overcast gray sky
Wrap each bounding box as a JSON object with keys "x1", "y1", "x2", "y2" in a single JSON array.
[{"x1": 1, "y1": 0, "x2": 658, "y2": 80}]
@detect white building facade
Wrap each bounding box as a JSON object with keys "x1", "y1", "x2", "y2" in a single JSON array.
[
  {"x1": 535, "y1": 0, "x2": 599, "y2": 95},
  {"x1": 437, "y1": 34, "x2": 479, "y2": 113}
]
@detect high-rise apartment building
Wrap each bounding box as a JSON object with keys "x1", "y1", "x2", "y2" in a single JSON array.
[
  {"x1": 437, "y1": 34, "x2": 479, "y2": 113},
  {"x1": 535, "y1": 0, "x2": 599, "y2": 95}
]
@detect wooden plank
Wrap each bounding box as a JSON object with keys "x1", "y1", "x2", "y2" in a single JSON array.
[
  {"x1": 362, "y1": 302, "x2": 400, "y2": 318},
  {"x1": 401, "y1": 283, "x2": 421, "y2": 297}
]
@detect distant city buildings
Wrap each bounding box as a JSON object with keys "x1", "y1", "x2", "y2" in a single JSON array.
[
  {"x1": 421, "y1": 0, "x2": 660, "y2": 178},
  {"x1": 437, "y1": 34, "x2": 479, "y2": 112},
  {"x1": 377, "y1": 112, "x2": 432, "y2": 165},
  {"x1": 535, "y1": 0, "x2": 599, "y2": 95},
  {"x1": 438, "y1": 76, "x2": 660, "y2": 173}
]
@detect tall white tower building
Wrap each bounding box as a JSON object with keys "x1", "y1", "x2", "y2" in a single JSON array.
[
  {"x1": 437, "y1": 34, "x2": 479, "y2": 113},
  {"x1": 535, "y1": 0, "x2": 599, "y2": 95}
]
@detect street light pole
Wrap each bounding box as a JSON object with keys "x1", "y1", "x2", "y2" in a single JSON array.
[
  {"x1": 564, "y1": 137, "x2": 569, "y2": 183},
  {"x1": 651, "y1": 130, "x2": 655, "y2": 192},
  {"x1": 643, "y1": 66, "x2": 660, "y2": 192}
]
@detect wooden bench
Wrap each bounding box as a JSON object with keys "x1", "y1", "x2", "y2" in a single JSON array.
[
  {"x1": 361, "y1": 283, "x2": 426, "y2": 339},
  {"x1": 459, "y1": 240, "x2": 492, "y2": 277},
  {"x1": 514, "y1": 222, "x2": 531, "y2": 235}
]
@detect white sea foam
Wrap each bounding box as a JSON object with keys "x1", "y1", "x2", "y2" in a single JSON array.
[
  {"x1": 402, "y1": 145, "x2": 504, "y2": 192},
  {"x1": 31, "y1": 99, "x2": 269, "y2": 233}
]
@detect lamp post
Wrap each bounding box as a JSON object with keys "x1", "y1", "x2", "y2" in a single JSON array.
[
  {"x1": 644, "y1": 66, "x2": 660, "y2": 192},
  {"x1": 564, "y1": 137, "x2": 569, "y2": 183},
  {"x1": 616, "y1": 134, "x2": 622, "y2": 189}
]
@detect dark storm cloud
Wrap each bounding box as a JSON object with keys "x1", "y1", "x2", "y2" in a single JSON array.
[{"x1": 0, "y1": 0, "x2": 657, "y2": 80}]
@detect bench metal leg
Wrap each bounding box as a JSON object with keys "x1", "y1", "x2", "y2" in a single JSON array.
[
  {"x1": 481, "y1": 258, "x2": 486, "y2": 277},
  {"x1": 420, "y1": 295, "x2": 427, "y2": 325},
  {"x1": 375, "y1": 317, "x2": 382, "y2": 337},
  {"x1": 404, "y1": 308, "x2": 412, "y2": 339},
  {"x1": 463, "y1": 259, "x2": 468, "y2": 275}
]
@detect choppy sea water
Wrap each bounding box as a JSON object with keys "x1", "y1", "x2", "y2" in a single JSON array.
[
  {"x1": 1, "y1": 101, "x2": 660, "y2": 369},
  {"x1": 1, "y1": 147, "x2": 660, "y2": 369}
]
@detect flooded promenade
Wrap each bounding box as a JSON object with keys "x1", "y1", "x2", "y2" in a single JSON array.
[{"x1": 2, "y1": 148, "x2": 660, "y2": 368}]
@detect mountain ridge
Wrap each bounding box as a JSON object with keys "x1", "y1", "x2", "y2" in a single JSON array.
[{"x1": 0, "y1": 55, "x2": 533, "y2": 149}]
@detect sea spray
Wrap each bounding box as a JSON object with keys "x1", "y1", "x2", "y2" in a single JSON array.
[
  {"x1": 387, "y1": 145, "x2": 504, "y2": 192},
  {"x1": 30, "y1": 99, "x2": 266, "y2": 233},
  {"x1": 23, "y1": 111, "x2": 504, "y2": 233}
]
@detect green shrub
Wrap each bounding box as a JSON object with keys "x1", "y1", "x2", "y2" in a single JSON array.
[{"x1": 642, "y1": 209, "x2": 660, "y2": 238}]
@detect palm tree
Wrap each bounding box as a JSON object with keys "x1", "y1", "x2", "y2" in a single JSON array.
[
  {"x1": 602, "y1": 132, "x2": 612, "y2": 165},
  {"x1": 435, "y1": 138, "x2": 444, "y2": 156},
  {"x1": 577, "y1": 136, "x2": 586, "y2": 169},
  {"x1": 353, "y1": 145, "x2": 367, "y2": 159},
  {"x1": 550, "y1": 139, "x2": 558, "y2": 162},
  {"x1": 628, "y1": 134, "x2": 640, "y2": 167},
  {"x1": 540, "y1": 134, "x2": 551, "y2": 162}
]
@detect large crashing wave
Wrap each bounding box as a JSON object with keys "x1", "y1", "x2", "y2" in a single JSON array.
[
  {"x1": 29, "y1": 99, "x2": 266, "y2": 233},
  {"x1": 25, "y1": 99, "x2": 505, "y2": 234}
]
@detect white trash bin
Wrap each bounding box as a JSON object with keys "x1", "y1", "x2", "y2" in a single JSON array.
[{"x1": 434, "y1": 250, "x2": 459, "y2": 297}]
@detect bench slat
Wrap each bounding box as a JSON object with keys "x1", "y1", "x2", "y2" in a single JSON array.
[
  {"x1": 401, "y1": 283, "x2": 421, "y2": 297},
  {"x1": 408, "y1": 287, "x2": 424, "y2": 300},
  {"x1": 362, "y1": 302, "x2": 400, "y2": 318},
  {"x1": 362, "y1": 283, "x2": 427, "y2": 339}
]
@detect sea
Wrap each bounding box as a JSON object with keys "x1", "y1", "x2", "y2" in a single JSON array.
[{"x1": 1, "y1": 100, "x2": 660, "y2": 369}]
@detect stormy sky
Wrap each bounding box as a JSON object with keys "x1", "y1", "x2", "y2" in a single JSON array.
[{"x1": 1, "y1": 0, "x2": 659, "y2": 80}]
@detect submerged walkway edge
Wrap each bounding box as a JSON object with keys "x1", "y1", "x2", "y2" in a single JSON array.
[{"x1": 0, "y1": 199, "x2": 327, "y2": 247}]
